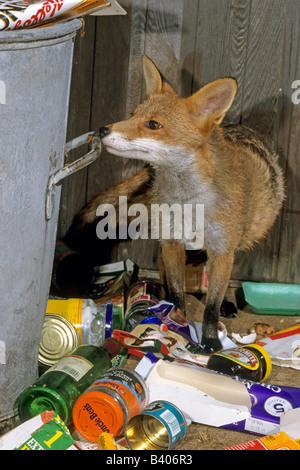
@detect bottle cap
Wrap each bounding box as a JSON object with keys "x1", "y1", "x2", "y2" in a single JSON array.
[{"x1": 246, "y1": 343, "x2": 272, "y2": 381}]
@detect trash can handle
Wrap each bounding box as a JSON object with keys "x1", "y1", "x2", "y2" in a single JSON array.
[{"x1": 46, "y1": 131, "x2": 102, "y2": 220}]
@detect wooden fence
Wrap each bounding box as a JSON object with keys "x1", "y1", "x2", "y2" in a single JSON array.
[{"x1": 58, "y1": 0, "x2": 300, "y2": 284}]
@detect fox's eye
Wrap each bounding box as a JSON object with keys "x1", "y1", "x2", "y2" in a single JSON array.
[{"x1": 145, "y1": 120, "x2": 163, "y2": 130}]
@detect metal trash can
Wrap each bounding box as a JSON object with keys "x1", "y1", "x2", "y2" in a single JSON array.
[{"x1": 0, "y1": 19, "x2": 89, "y2": 425}]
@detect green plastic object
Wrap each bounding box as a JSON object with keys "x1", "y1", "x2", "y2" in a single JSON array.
[{"x1": 242, "y1": 282, "x2": 300, "y2": 315}]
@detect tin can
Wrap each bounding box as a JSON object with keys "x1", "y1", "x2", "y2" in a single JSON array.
[
  {"x1": 125, "y1": 279, "x2": 165, "y2": 331},
  {"x1": 72, "y1": 367, "x2": 148, "y2": 442},
  {"x1": 46, "y1": 297, "x2": 123, "y2": 344},
  {"x1": 38, "y1": 314, "x2": 78, "y2": 371},
  {"x1": 125, "y1": 400, "x2": 187, "y2": 450}
]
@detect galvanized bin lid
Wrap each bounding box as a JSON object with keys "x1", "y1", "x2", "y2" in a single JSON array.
[{"x1": 0, "y1": 18, "x2": 83, "y2": 50}]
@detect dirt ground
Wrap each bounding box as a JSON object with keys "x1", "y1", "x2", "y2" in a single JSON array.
[{"x1": 125, "y1": 287, "x2": 300, "y2": 451}]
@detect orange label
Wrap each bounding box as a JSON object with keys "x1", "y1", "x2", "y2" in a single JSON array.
[{"x1": 227, "y1": 432, "x2": 300, "y2": 450}]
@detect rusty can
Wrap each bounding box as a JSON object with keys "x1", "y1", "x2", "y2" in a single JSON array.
[{"x1": 125, "y1": 400, "x2": 187, "y2": 450}]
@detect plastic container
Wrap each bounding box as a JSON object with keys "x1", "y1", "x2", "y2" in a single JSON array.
[
  {"x1": 72, "y1": 367, "x2": 148, "y2": 442},
  {"x1": 243, "y1": 282, "x2": 300, "y2": 315},
  {"x1": 207, "y1": 344, "x2": 272, "y2": 382},
  {"x1": 125, "y1": 400, "x2": 187, "y2": 450},
  {"x1": 124, "y1": 280, "x2": 165, "y2": 331}
]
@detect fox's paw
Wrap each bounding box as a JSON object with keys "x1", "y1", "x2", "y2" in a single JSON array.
[{"x1": 201, "y1": 335, "x2": 222, "y2": 352}]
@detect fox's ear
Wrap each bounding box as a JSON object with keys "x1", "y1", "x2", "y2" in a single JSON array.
[
  {"x1": 185, "y1": 78, "x2": 237, "y2": 127},
  {"x1": 142, "y1": 56, "x2": 175, "y2": 96}
]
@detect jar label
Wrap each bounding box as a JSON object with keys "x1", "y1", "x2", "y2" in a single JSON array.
[
  {"x1": 44, "y1": 355, "x2": 94, "y2": 381},
  {"x1": 214, "y1": 348, "x2": 260, "y2": 370},
  {"x1": 95, "y1": 368, "x2": 147, "y2": 411},
  {"x1": 126, "y1": 283, "x2": 151, "y2": 309}
]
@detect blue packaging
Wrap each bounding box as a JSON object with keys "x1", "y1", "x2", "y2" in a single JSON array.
[
  {"x1": 222, "y1": 379, "x2": 300, "y2": 435},
  {"x1": 125, "y1": 400, "x2": 186, "y2": 450}
]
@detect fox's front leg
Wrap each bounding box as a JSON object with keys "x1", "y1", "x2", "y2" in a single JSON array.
[
  {"x1": 202, "y1": 250, "x2": 234, "y2": 351},
  {"x1": 159, "y1": 241, "x2": 186, "y2": 314}
]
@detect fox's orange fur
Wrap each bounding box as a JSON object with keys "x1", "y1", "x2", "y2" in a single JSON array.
[{"x1": 67, "y1": 56, "x2": 285, "y2": 350}]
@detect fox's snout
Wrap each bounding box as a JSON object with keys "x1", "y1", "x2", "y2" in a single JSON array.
[{"x1": 99, "y1": 126, "x2": 111, "y2": 138}]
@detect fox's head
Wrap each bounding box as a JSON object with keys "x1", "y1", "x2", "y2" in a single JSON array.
[{"x1": 100, "y1": 56, "x2": 237, "y2": 168}]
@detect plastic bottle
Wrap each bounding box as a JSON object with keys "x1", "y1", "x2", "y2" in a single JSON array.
[
  {"x1": 17, "y1": 338, "x2": 121, "y2": 425},
  {"x1": 206, "y1": 343, "x2": 272, "y2": 382}
]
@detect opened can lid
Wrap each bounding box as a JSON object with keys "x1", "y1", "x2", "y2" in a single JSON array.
[{"x1": 38, "y1": 313, "x2": 78, "y2": 367}]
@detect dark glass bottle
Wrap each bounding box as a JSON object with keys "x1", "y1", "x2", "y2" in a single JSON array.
[
  {"x1": 206, "y1": 343, "x2": 272, "y2": 382},
  {"x1": 17, "y1": 338, "x2": 121, "y2": 425}
]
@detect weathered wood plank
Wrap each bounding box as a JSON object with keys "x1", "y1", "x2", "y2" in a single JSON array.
[
  {"x1": 274, "y1": 0, "x2": 300, "y2": 284},
  {"x1": 231, "y1": 0, "x2": 288, "y2": 282}
]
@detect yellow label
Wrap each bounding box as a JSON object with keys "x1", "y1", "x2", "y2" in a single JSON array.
[
  {"x1": 46, "y1": 299, "x2": 84, "y2": 342},
  {"x1": 214, "y1": 347, "x2": 260, "y2": 370},
  {"x1": 260, "y1": 432, "x2": 300, "y2": 450},
  {"x1": 98, "y1": 433, "x2": 118, "y2": 450}
]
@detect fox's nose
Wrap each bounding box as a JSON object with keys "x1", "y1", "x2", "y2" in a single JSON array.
[{"x1": 99, "y1": 126, "x2": 110, "y2": 138}]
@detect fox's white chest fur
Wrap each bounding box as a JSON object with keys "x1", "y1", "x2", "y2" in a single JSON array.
[{"x1": 153, "y1": 157, "x2": 226, "y2": 254}]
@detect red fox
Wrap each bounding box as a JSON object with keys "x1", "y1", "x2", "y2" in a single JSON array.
[{"x1": 67, "y1": 56, "x2": 285, "y2": 351}]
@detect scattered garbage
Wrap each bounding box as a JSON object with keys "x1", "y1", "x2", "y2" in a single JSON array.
[
  {"x1": 255, "y1": 324, "x2": 300, "y2": 370},
  {"x1": 0, "y1": 411, "x2": 77, "y2": 450},
  {"x1": 97, "y1": 432, "x2": 127, "y2": 450},
  {"x1": 2, "y1": 250, "x2": 300, "y2": 451},
  {"x1": 144, "y1": 358, "x2": 251, "y2": 427},
  {"x1": 231, "y1": 330, "x2": 257, "y2": 344},
  {"x1": 39, "y1": 314, "x2": 79, "y2": 372},
  {"x1": 252, "y1": 322, "x2": 276, "y2": 339},
  {"x1": 125, "y1": 400, "x2": 187, "y2": 450},
  {"x1": 124, "y1": 279, "x2": 165, "y2": 331},
  {"x1": 223, "y1": 378, "x2": 300, "y2": 436},
  {"x1": 72, "y1": 367, "x2": 148, "y2": 442},
  {"x1": 207, "y1": 343, "x2": 272, "y2": 382},
  {"x1": 17, "y1": 338, "x2": 121, "y2": 425},
  {"x1": 232, "y1": 322, "x2": 276, "y2": 344},
  {"x1": 45, "y1": 297, "x2": 123, "y2": 345},
  {"x1": 226, "y1": 407, "x2": 300, "y2": 450},
  {"x1": 0, "y1": 0, "x2": 126, "y2": 32},
  {"x1": 113, "y1": 323, "x2": 210, "y2": 366}
]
